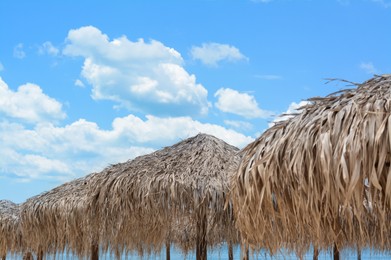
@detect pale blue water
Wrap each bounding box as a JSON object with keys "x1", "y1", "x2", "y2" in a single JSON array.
[{"x1": 6, "y1": 245, "x2": 391, "y2": 259}]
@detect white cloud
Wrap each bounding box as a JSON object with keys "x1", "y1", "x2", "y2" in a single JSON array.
[
  {"x1": 0, "y1": 78, "x2": 66, "y2": 123},
  {"x1": 214, "y1": 88, "x2": 273, "y2": 119},
  {"x1": 110, "y1": 114, "x2": 253, "y2": 148},
  {"x1": 0, "y1": 122, "x2": 154, "y2": 181},
  {"x1": 0, "y1": 62, "x2": 3, "y2": 71},
  {"x1": 13, "y1": 43, "x2": 26, "y2": 59},
  {"x1": 224, "y1": 120, "x2": 253, "y2": 131},
  {"x1": 269, "y1": 100, "x2": 309, "y2": 127},
  {"x1": 0, "y1": 76, "x2": 252, "y2": 183},
  {"x1": 0, "y1": 114, "x2": 253, "y2": 181},
  {"x1": 63, "y1": 26, "x2": 209, "y2": 116},
  {"x1": 360, "y1": 62, "x2": 380, "y2": 74},
  {"x1": 190, "y1": 43, "x2": 248, "y2": 67},
  {"x1": 255, "y1": 74, "x2": 282, "y2": 80},
  {"x1": 39, "y1": 41, "x2": 59, "y2": 56},
  {"x1": 0, "y1": 78, "x2": 251, "y2": 181},
  {"x1": 74, "y1": 79, "x2": 85, "y2": 88}
]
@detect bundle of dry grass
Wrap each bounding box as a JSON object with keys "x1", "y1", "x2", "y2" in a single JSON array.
[
  {"x1": 232, "y1": 74, "x2": 391, "y2": 256},
  {"x1": 0, "y1": 200, "x2": 21, "y2": 258},
  {"x1": 88, "y1": 133, "x2": 241, "y2": 258},
  {"x1": 20, "y1": 172, "x2": 101, "y2": 257}
]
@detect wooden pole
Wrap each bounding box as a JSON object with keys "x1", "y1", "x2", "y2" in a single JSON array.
[
  {"x1": 166, "y1": 241, "x2": 171, "y2": 260},
  {"x1": 313, "y1": 247, "x2": 319, "y2": 260},
  {"x1": 333, "y1": 244, "x2": 340, "y2": 260},
  {"x1": 1, "y1": 254, "x2": 6, "y2": 260},
  {"x1": 196, "y1": 211, "x2": 207, "y2": 260},
  {"x1": 23, "y1": 252, "x2": 33, "y2": 260},
  {"x1": 37, "y1": 248, "x2": 44, "y2": 260},
  {"x1": 228, "y1": 242, "x2": 233, "y2": 260},
  {"x1": 91, "y1": 242, "x2": 99, "y2": 260},
  {"x1": 357, "y1": 247, "x2": 361, "y2": 260},
  {"x1": 240, "y1": 243, "x2": 249, "y2": 260}
]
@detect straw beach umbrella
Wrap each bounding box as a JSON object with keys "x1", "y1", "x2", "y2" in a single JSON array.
[
  {"x1": 88, "y1": 133, "x2": 241, "y2": 260},
  {"x1": 232, "y1": 75, "x2": 391, "y2": 258},
  {"x1": 20, "y1": 172, "x2": 101, "y2": 259},
  {"x1": 0, "y1": 200, "x2": 21, "y2": 260}
]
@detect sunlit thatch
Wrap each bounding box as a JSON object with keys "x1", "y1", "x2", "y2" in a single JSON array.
[
  {"x1": 0, "y1": 200, "x2": 21, "y2": 258},
  {"x1": 88, "y1": 133, "x2": 241, "y2": 257},
  {"x1": 20, "y1": 172, "x2": 100, "y2": 257},
  {"x1": 232, "y1": 75, "x2": 391, "y2": 256}
]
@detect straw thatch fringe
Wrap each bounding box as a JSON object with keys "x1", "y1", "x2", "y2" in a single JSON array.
[
  {"x1": 0, "y1": 200, "x2": 21, "y2": 257},
  {"x1": 232, "y1": 74, "x2": 391, "y2": 256},
  {"x1": 20, "y1": 172, "x2": 101, "y2": 257},
  {"x1": 19, "y1": 133, "x2": 241, "y2": 258},
  {"x1": 88, "y1": 133, "x2": 241, "y2": 256}
]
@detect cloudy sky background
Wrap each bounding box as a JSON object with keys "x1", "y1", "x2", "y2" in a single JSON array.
[{"x1": 0, "y1": 0, "x2": 390, "y2": 202}]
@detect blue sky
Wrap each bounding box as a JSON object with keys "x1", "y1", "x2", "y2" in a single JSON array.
[{"x1": 0, "y1": 0, "x2": 390, "y2": 203}]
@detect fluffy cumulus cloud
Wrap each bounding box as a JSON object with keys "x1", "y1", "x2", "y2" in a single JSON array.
[
  {"x1": 63, "y1": 26, "x2": 209, "y2": 116},
  {"x1": 0, "y1": 115, "x2": 252, "y2": 181},
  {"x1": 110, "y1": 114, "x2": 253, "y2": 148},
  {"x1": 214, "y1": 88, "x2": 273, "y2": 119},
  {"x1": 0, "y1": 78, "x2": 66, "y2": 123},
  {"x1": 0, "y1": 78, "x2": 253, "y2": 181},
  {"x1": 269, "y1": 100, "x2": 310, "y2": 127},
  {"x1": 0, "y1": 120, "x2": 154, "y2": 181},
  {"x1": 13, "y1": 43, "x2": 26, "y2": 59},
  {"x1": 39, "y1": 41, "x2": 59, "y2": 56},
  {"x1": 190, "y1": 43, "x2": 248, "y2": 67},
  {"x1": 74, "y1": 79, "x2": 85, "y2": 87},
  {"x1": 360, "y1": 62, "x2": 380, "y2": 74}
]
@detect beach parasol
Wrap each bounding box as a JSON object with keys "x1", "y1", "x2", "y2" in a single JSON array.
[
  {"x1": 20, "y1": 172, "x2": 101, "y2": 259},
  {"x1": 0, "y1": 200, "x2": 21, "y2": 259},
  {"x1": 232, "y1": 75, "x2": 391, "y2": 258},
  {"x1": 88, "y1": 133, "x2": 241, "y2": 260}
]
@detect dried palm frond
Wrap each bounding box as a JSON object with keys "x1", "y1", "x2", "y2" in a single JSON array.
[
  {"x1": 232, "y1": 74, "x2": 391, "y2": 256},
  {"x1": 20, "y1": 172, "x2": 101, "y2": 257},
  {"x1": 88, "y1": 133, "x2": 241, "y2": 255},
  {"x1": 0, "y1": 200, "x2": 21, "y2": 257},
  {"x1": 20, "y1": 133, "x2": 242, "y2": 258}
]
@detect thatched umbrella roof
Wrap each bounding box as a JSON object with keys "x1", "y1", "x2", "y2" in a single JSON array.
[
  {"x1": 232, "y1": 74, "x2": 391, "y2": 255},
  {"x1": 88, "y1": 133, "x2": 241, "y2": 256},
  {"x1": 0, "y1": 200, "x2": 21, "y2": 257},
  {"x1": 20, "y1": 172, "x2": 101, "y2": 257}
]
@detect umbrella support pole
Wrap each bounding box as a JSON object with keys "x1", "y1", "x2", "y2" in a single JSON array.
[
  {"x1": 333, "y1": 244, "x2": 339, "y2": 260},
  {"x1": 196, "y1": 212, "x2": 207, "y2": 260},
  {"x1": 91, "y1": 242, "x2": 99, "y2": 260},
  {"x1": 313, "y1": 247, "x2": 319, "y2": 260},
  {"x1": 240, "y1": 243, "x2": 249, "y2": 260},
  {"x1": 1, "y1": 254, "x2": 5, "y2": 260},
  {"x1": 37, "y1": 248, "x2": 43, "y2": 260},
  {"x1": 22, "y1": 252, "x2": 33, "y2": 260},
  {"x1": 228, "y1": 242, "x2": 233, "y2": 260},
  {"x1": 166, "y1": 241, "x2": 170, "y2": 260},
  {"x1": 357, "y1": 248, "x2": 361, "y2": 260}
]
